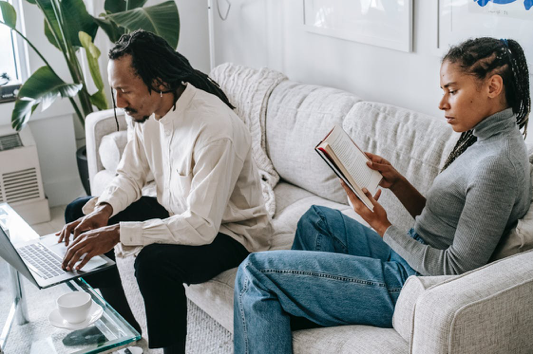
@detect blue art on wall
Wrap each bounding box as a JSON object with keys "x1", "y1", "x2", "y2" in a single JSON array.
[{"x1": 474, "y1": 0, "x2": 533, "y2": 10}]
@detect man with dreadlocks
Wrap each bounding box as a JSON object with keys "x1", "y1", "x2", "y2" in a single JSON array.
[
  {"x1": 232, "y1": 37, "x2": 532, "y2": 354},
  {"x1": 57, "y1": 30, "x2": 272, "y2": 353}
]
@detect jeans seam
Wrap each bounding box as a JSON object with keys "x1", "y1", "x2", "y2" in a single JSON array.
[
  {"x1": 314, "y1": 206, "x2": 348, "y2": 252},
  {"x1": 260, "y1": 269, "x2": 400, "y2": 291},
  {"x1": 238, "y1": 265, "x2": 251, "y2": 354}
]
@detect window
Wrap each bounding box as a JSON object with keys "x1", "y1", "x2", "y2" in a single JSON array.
[
  {"x1": 0, "y1": 0, "x2": 20, "y2": 84},
  {"x1": 0, "y1": 0, "x2": 26, "y2": 103}
]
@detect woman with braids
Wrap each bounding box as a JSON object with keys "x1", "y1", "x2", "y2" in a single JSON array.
[
  {"x1": 57, "y1": 30, "x2": 272, "y2": 354},
  {"x1": 233, "y1": 37, "x2": 532, "y2": 354}
]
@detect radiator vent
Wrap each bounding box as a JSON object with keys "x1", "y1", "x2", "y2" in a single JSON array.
[
  {"x1": 2, "y1": 168, "x2": 41, "y2": 203},
  {"x1": 0, "y1": 133, "x2": 23, "y2": 151}
]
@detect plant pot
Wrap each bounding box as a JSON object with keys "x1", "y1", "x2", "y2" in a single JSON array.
[{"x1": 76, "y1": 146, "x2": 91, "y2": 196}]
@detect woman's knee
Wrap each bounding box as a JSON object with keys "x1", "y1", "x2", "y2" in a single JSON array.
[
  {"x1": 236, "y1": 253, "x2": 262, "y2": 281},
  {"x1": 297, "y1": 205, "x2": 340, "y2": 231},
  {"x1": 235, "y1": 252, "x2": 278, "y2": 295},
  {"x1": 294, "y1": 205, "x2": 337, "y2": 247}
]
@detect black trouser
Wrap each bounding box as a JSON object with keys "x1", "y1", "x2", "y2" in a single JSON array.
[{"x1": 65, "y1": 196, "x2": 249, "y2": 350}]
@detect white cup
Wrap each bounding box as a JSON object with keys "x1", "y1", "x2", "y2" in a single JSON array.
[{"x1": 57, "y1": 292, "x2": 92, "y2": 324}]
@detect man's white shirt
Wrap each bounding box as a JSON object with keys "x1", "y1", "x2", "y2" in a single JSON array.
[{"x1": 84, "y1": 84, "x2": 272, "y2": 253}]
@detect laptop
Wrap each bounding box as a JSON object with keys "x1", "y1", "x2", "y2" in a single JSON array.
[{"x1": 0, "y1": 204, "x2": 115, "y2": 289}]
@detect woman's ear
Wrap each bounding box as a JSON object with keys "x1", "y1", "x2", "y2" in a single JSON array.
[{"x1": 487, "y1": 74, "x2": 504, "y2": 99}]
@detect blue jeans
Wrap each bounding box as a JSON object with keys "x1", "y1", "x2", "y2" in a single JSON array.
[{"x1": 233, "y1": 205, "x2": 420, "y2": 354}]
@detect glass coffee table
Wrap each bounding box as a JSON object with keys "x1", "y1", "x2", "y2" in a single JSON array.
[
  {"x1": 0, "y1": 202, "x2": 140, "y2": 354},
  {"x1": 1, "y1": 266, "x2": 141, "y2": 354}
]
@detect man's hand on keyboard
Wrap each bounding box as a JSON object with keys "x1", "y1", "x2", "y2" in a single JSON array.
[
  {"x1": 61, "y1": 224, "x2": 120, "y2": 271},
  {"x1": 56, "y1": 203, "x2": 113, "y2": 246}
]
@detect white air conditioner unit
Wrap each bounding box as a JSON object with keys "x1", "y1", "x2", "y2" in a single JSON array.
[{"x1": 0, "y1": 124, "x2": 50, "y2": 225}]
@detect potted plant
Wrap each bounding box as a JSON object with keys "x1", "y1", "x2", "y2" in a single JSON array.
[{"x1": 0, "y1": 0, "x2": 180, "y2": 194}]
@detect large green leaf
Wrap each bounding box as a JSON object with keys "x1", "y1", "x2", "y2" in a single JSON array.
[
  {"x1": 38, "y1": 0, "x2": 97, "y2": 50},
  {"x1": 0, "y1": 1, "x2": 17, "y2": 28},
  {"x1": 35, "y1": 0, "x2": 63, "y2": 50},
  {"x1": 105, "y1": 0, "x2": 147, "y2": 14},
  {"x1": 93, "y1": 15, "x2": 124, "y2": 44},
  {"x1": 105, "y1": 1, "x2": 180, "y2": 49},
  {"x1": 79, "y1": 31, "x2": 108, "y2": 110},
  {"x1": 12, "y1": 66, "x2": 82, "y2": 131}
]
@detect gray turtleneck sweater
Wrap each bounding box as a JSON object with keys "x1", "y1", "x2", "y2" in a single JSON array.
[{"x1": 384, "y1": 108, "x2": 531, "y2": 276}]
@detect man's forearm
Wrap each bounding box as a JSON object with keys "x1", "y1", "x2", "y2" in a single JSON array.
[{"x1": 390, "y1": 177, "x2": 426, "y2": 218}]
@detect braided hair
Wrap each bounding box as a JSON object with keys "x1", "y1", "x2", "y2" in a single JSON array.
[
  {"x1": 109, "y1": 29, "x2": 235, "y2": 110},
  {"x1": 441, "y1": 37, "x2": 531, "y2": 170}
]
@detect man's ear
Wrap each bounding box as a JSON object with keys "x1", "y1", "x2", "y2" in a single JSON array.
[
  {"x1": 152, "y1": 78, "x2": 167, "y2": 92},
  {"x1": 487, "y1": 74, "x2": 504, "y2": 99}
]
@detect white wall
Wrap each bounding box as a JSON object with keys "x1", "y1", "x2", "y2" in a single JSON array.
[{"x1": 211, "y1": 0, "x2": 533, "y2": 138}]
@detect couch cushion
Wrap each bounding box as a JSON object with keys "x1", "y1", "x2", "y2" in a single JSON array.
[
  {"x1": 185, "y1": 182, "x2": 360, "y2": 332},
  {"x1": 293, "y1": 326, "x2": 408, "y2": 354},
  {"x1": 491, "y1": 162, "x2": 533, "y2": 260},
  {"x1": 270, "y1": 181, "x2": 367, "y2": 251},
  {"x1": 98, "y1": 130, "x2": 128, "y2": 174},
  {"x1": 266, "y1": 81, "x2": 363, "y2": 205},
  {"x1": 343, "y1": 102, "x2": 457, "y2": 232}
]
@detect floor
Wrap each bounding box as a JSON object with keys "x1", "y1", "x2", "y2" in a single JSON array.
[{"x1": 30, "y1": 205, "x2": 68, "y2": 237}]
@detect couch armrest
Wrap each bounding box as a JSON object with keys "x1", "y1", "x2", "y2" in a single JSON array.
[
  {"x1": 404, "y1": 250, "x2": 533, "y2": 354},
  {"x1": 392, "y1": 275, "x2": 455, "y2": 341},
  {"x1": 85, "y1": 109, "x2": 127, "y2": 193}
]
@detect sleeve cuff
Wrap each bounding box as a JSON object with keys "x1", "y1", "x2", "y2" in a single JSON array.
[
  {"x1": 383, "y1": 224, "x2": 412, "y2": 253},
  {"x1": 119, "y1": 221, "x2": 144, "y2": 246},
  {"x1": 81, "y1": 197, "x2": 99, "y2": 215},
  {"x1": 383, "y1": 224, "x2": 398, "y2": 246},
  {"x1": 80, "y1": 195, "x2": 122, "y2": 219}
]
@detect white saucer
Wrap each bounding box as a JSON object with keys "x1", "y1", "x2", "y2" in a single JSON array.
[
  {"x1": 115, "y1": 347, "x2": 143, "y2": 354},
  {"x1": 49, "y1": 301, "x2": 103, "y2": 330}
]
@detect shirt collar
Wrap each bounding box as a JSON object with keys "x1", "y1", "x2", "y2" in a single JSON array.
[
  {"x1": 472, "y1": 107, "x2": 516, "y2": 140},
  {"x1": 157, "y1": 83, "x2": 196, "y2": 125}
]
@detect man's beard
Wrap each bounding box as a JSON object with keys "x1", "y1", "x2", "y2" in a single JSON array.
[
  {"x1": 133, "y1": 115, "x2": 150, "y2": 123},
  {"x1": 125, "y1": 108, "x2": 150, "y2": 123}
]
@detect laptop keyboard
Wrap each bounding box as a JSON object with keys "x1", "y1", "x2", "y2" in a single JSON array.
[{"x1": 18, "y1": 243, "x2": 65, "y2": 279}]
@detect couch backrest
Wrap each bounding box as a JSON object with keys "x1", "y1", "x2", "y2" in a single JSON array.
[
  {"x1": 344, "y1": 102, "x2": 457, "y2": 231},
  {"x1": 266, "y1": 80, "x2": 363, "y2": 204},
  {"x1": 265, "y1": 81, "x2": 457, "y2": 231}
]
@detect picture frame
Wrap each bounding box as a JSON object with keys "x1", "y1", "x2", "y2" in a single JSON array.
[
  {"x1": 437, "y1": 0, "x2": 533, "y2": 68},
  {"x1": 302, "y1": 0, "x2": 413, "y2": 53}
]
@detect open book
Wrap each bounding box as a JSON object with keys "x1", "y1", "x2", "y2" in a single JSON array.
[{"x1": 315, "y1": 125, "x2": 383, "y2": 211}]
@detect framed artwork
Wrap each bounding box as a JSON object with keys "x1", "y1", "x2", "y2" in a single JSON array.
[
  {"x1": 303, "y1": 0, "x2": 413, "y2": 53},
  {"x1": 437, "y1": 0, "x2": 533, "y2": 68}
]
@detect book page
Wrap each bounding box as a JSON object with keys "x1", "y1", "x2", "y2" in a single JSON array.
[{"x1": 325, "y1": 126, "x2": 382, "y2": 194}]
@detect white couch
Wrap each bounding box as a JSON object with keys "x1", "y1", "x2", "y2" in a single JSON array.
[{"x1": 86, "y1": 63, "x2": 533, "y2": 354}]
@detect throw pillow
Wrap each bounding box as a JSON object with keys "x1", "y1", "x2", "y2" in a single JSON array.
[{"x1": 491, "y1": 163, "x2": 533, "y2": 261}]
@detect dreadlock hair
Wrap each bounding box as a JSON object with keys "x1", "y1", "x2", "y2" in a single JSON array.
[
  {"x1": 441, "y1": 37, "x2": 531, "y2": 171},
  {"x1": 109, "y1": 29, "x2": 235, "y2": 110}
]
